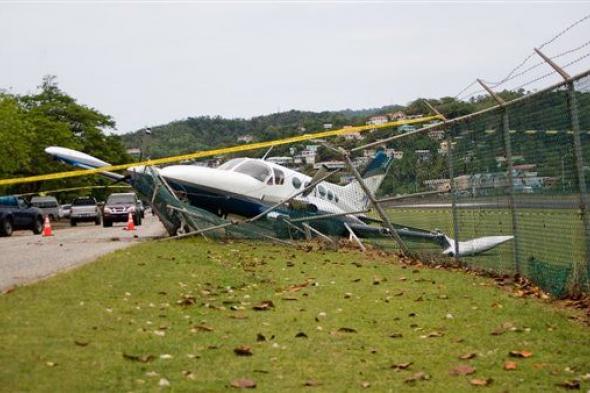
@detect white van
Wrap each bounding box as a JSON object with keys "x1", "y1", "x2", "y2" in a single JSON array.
[{"x1": 30, "y1": 196, "x2": 60, "y2": 221}]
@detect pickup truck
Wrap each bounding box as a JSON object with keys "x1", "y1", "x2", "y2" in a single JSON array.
[
  {"x1": 70, "y1": 197, "x2": 101, "y2": 226},
  {"x1": 0, "y1": 196, "x2": 44, "y2": 237},
  {"x1": 103, "y1": 193, "x2": 142, "y2": 227}
]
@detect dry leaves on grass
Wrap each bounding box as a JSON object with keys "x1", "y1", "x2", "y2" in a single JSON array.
[
  {"x1": 509, "y1": 350, "x2": 533, "y2": 358},
  {"x1": 123, "y1": 353, "x2": 155, "y2": 363},
  {"x1": 256, "y1": 333, "x2": 267, "y2": 342},
  {"x1": 556, "y1": 379, "x2": 581, "y2": 390},
  {"x1": 450, "y1": 364, "x2": 476, "y2": 376},
  {"x1": 459, "y1": 352, "x2": 477, "y2": 360},
  {"x1": 234, "y1": 346, "x2": 253, "y2": 356},
  {"x1": 177, "y1": 294, "x2": 197, "y2": 306},
  {"x1": 391, "y1": 362, "x2": 413, "y2": 371},
  {"x1": 470, "y1": 378, "x2": 492, "y2": 386},
  {"x1": 503, "y1": 361, "x2": 518, "y2": 370},
  {"x1": 191, "y1": 324, "x2": 214, "y2": 333},
  {"x1": 252, "y1": 300, "x2": 275, "y2": 311},
  {"x1": 230, "y1": 378, "x2": 257, "y2": 389},
  {"x1": 404, "y1": 371, "x2": 430, "y2": 384},
  {"x1": 337, "y1": 327, "x2": 358, "y2": 333},
  {"x1": 304, "y1": 380, "x2": 321, "y2": 387}
]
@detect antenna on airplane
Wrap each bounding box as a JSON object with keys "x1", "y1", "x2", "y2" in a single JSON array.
[{"x1": 262, "y1": 145, "x2": 274, "y2": 160}]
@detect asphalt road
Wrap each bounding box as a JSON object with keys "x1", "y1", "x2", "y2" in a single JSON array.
[{"x1": 0, "y1": 214, "x2": 166, "y2": 292}]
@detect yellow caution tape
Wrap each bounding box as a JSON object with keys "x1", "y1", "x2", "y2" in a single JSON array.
[
  {"x1": 17, "y1": 185, "x2": 132, "y2": 197},
  {"x1": 0, "y1": 115, "x2": 442, "y2": 186}
]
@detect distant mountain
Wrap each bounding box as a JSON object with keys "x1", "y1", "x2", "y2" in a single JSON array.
[{"x1": 120, "y1": 105, "x2": 405, "y2": 159}]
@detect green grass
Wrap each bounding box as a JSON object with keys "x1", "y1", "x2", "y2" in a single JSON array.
[
  {"x1": 383, "y1": 207, "x2": 586, "y2": 294},
  {"x1": 1, "y1": 238, "x2": 589, "y2": 392}
]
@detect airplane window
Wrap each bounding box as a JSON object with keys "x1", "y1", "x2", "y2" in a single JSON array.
[
  {"x1": 234, "y1": 160, "x2": 271, "y2": 182},
  {"x1": 318, "y1": 185, "x2": 326, "y2": 198},
  {"x1": 218, "y1": 158, "x2": 245, "y2": 171},
  {"x1": 327, "y1": 190, "x2": 334, "y2": 201},
  {"x1": 273, "y1": 169, "x2": 285, "y2": 185},
  {"x1": 292, "y1": 177, "x2": 302, "y2": 189},
  {"x1": 335, "y1": 194, "x2": 339, "y2": 203}
]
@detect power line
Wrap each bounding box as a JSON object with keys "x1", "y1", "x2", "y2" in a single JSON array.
[{"x1": 457, "y1": 14, "x2": 590, "y2": 97}]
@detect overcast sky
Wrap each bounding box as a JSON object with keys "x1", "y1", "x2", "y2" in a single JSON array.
[{"x1": 1, "y1": 1, "x2": 589, "y2": 134}]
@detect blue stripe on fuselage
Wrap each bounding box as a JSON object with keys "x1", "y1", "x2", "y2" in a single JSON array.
[{"x1": 165, "y1": 178, "x2": 273, "y2": 218}]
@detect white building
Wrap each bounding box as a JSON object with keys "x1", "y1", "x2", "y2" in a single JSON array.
[
  {"x1": 237, "y1": 135, "x2": 254, "y2": 143},
  {"x1": 301, "y1": 149, "x2": 317, "y2": 165},
  {"x1": 267, "y1": 156, "x2": 294, "y2": 166},
  {"x1": 367, "y1": 115, "x2": 389, "y2": 126},
  {"x1": 344, "y1": 132, "x2": 364, "y2": 141},
  {"x1": 415, "y1": 149, "x2": 432, "y2": 161},
  {"x1": 313, "y1": 161, "x2": 346, "y2": 170}
]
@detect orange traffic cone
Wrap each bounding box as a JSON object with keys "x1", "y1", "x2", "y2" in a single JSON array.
[
  {"x1": 42, "y1": 216, "x2": 53, "y2": 237},
  {"x1": 124, "y1": 212, "x2": 136, "y2": 231}
]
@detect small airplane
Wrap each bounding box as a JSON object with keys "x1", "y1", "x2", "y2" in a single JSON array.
[{"x1": 45, "y1": 146, "x2": 513, "y2": 257}]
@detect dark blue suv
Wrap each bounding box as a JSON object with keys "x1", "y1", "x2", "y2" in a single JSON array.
[{"x1": 0, "y1": 196, "x2": 44, "y2": 237}]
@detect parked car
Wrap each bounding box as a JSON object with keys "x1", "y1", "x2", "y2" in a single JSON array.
[
  {"x1": 59, "y1": 204, "x2": 72, "y2": 219},
  {"x1": 30, "y1": 196, "x2": 60, "y2": 221},
  {"x1": 103, "y1": 193, "x2": 142, "y2": 227},
  {"x1": 70, "y1": 197, "x2": 101, "y2": 226},
  {"x1": 0, "y1": 195, "x2": 44, "y2": 237}
]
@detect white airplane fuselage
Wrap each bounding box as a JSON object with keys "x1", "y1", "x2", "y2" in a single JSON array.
[{"x1": 156, "y1": 158, "x2": 365, "y2": 224}]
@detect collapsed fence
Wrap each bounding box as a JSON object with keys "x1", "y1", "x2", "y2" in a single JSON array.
[{"x1": 122, "y1": 52, "x2": 590, "y2": 299}]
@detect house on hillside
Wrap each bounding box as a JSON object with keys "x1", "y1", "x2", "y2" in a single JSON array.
[
  {"x1": 367, "y1": 115, "x2": 388, "y2": 126},
  {"x1": 314, "y1": 161, "x2": 346, "y2": 170},
  {"x1": 267, "y1": 157, "x2": 294, "y2": 166},
  {"x1": 237, "y1": 135, "x2": 254, "y2": 143},
  {"x1": 388, "y1": 111, "x2": 406, "y2": 121},
  {"x1": 415, "y1": 149, "x2": 432, "y2": 162}
]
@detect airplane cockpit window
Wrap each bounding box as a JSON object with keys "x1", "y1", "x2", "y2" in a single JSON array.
[
  {"x1": 334, "y1": 194, "x2": 339, "y2": 203},
  {"x1": 273, "y1": 169, "x2": 285, "y2": 185},
  {"x1": 234, "y1": 160, "x2": 271, "y2": 182},
  {"x1": 218, "y1": 158, "x2": 245, "y2": 171},
  {"x1": 318, "y1": 185, "x2": 326, "y2": 198},
  {"x1": 327, "y1": 190, "x2": 334, "y2": 201},
  {"x1": 292, "y1": 177, "x2": 302, "y2": 189}
]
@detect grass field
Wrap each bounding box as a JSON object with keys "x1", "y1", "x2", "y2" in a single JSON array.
[
  {"x1": 384, "y1": 207, "x2": 586, "y2": 295},
  {"x1": 1, "y1": 238, "x2": 589, "y2": 392}
]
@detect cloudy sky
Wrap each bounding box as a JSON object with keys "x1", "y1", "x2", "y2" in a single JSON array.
[{"x1": 1, "y1": 1, "x2": 589, "y2": 133}]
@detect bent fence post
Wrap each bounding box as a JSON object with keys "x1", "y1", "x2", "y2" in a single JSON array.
[{"x1": 341, "y1": 151, "x2": 411, "y2": 256}]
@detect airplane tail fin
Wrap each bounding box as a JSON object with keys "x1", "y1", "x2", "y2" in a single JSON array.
[
  {"x1": 44, "y1": 146, "x2": 126, "y2": 181},
  {"x1": 343, "y1": 150, "x2": 392, "y2": 209}
]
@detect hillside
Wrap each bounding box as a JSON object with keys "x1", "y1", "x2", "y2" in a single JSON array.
[{"x1": 120, "y1": 105, "x2": 405, "y2": 159}]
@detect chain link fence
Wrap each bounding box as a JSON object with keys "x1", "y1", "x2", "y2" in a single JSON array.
[{"x1": 127, "y1": 67, "x2": 590, "y2": 299}]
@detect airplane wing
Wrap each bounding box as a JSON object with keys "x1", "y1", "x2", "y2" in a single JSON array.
[{"x1": 347, "y1": 219, "x2": 513, "y2": 258}]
